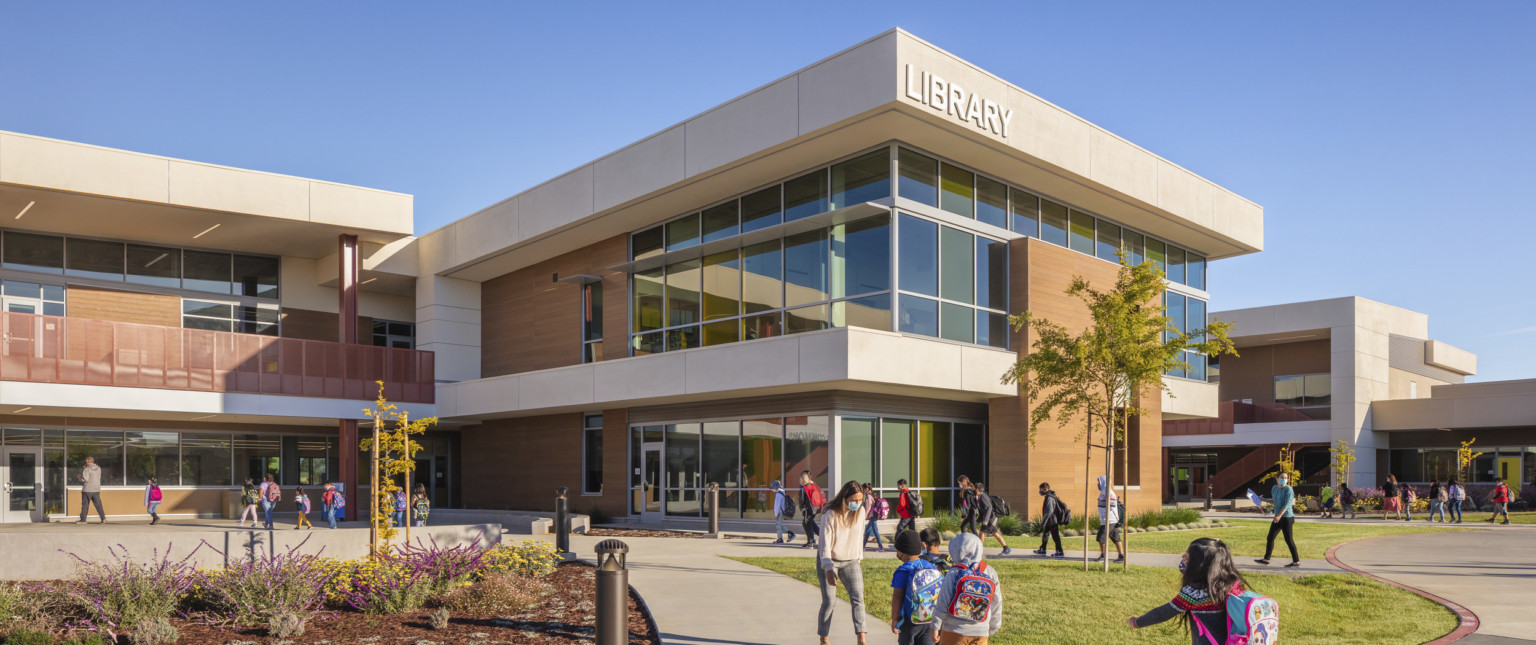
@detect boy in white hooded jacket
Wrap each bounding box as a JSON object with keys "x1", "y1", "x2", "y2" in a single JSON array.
[{"x1": 935, "y1": 533, "x2": 1002, "y2": 644}]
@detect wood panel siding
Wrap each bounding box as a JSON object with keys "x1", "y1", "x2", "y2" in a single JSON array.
[
  {"x1": 480, "y1": 235, "x2": 629, "y2": 377},
  {"x1": 278, "y1": 308, "x2": 372, "y2": 343},
  {"x1": 1218, "y1": 339, "x2": 1330, "y2": 405},
  {"x1": 989, "y1": 238, "x2": 1164, "y2": 517},
  {"x1": 627, "y1": 392, "x2": 988, "y2": 425},
  {"x1": 66, "y1": 285, "x2": 180, "y2": 327},
  {"x1": 460, "y1": 414, "x2": 583, "y2": 512}
]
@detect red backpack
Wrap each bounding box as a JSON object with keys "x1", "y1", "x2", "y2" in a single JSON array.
[
  {"x1": 945, "y1": 562, "x2": 998, "y2": 623},
  {"x1": 803, "y1": 484, "x2": 825, "y2": 510}
]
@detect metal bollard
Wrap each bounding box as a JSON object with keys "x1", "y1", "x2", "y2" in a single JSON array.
[
  {"x1": 555, "y1": 486, "x2": 570, "y2": 555},
  {"x1": 595, "y1": 539, "x2": 630, "y2": 645},
  {"x1": 706, "y1": 482, "x2": 720, "y2": 536},
  {"x1": 1205, "y1": 484, "x2": 1213, "y2": 511}
]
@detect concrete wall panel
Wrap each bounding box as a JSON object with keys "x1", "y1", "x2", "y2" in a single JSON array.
[
  {"x1": 309, "y1": 181, "x2": 413, "y2": 232},
  {"x1": 1089, "y1": 129, "x2": 1158, "y2": 205},
  {"x1": 518, "y1": 166, "x2": 595, "y2": 241},
  {"x1": 0, "y1": 133, "x2": 169, "y2": 202},
  {"x1": 595, "y1": 126, "x2": 686, "y2": 212},
  {"x1": 798, "y1": 32, "x2": 899, "y2": 134},
  {"x1": 168, "y1": 160, "x2": 308, "y2": 222},
  {"x1": 684, "y1": 78, "x2": 799, "y2": 177}
]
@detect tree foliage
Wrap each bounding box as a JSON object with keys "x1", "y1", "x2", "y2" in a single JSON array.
[
  {"x1": 1329, "y1": 440, "x2": 1357, "y2": 488},
  {"x1": 1456, "y1": 438, "x2": 1483, "y2": 482},
  {"x1": 362, "y1": 382, "x2": 438, "y2": 550},
  {"x1": 1258, "y1": 442, "x2": 1303, "y2": 484}
]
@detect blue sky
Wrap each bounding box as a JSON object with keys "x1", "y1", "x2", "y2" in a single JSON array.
[{"x1": 2, "y1": 2, "x2": 1531, "y2": 381}]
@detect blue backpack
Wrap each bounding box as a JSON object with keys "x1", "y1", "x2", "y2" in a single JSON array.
[
  {"x1": 907, "y1": 565, "x2": 943, "y2": 624},
  {"x1": 1198, "y1": 589, "x2": 1279, "y2": 645}
]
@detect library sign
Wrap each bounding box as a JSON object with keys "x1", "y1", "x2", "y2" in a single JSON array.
[{"x1": 904, "y1": 64, "x2": 1014, "y2": 138}]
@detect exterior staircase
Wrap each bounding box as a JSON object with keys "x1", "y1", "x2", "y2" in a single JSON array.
[{"x1": 1207, "y1": 445, "x2": 1283, "y2": 499}]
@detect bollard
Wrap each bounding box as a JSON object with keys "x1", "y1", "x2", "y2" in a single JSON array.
[
  {"x1": 706, "y1": 482, "x2": 720, "y2": 536},
  {"x1": 594, "y1": 539, "x2": 630, "y2": 645},
  {"x1": 1205, "y1": 483, "x2": 1213, "y2": 511},
  {"x1": 555, "y1": 486, "x2": 570, "y2": 555}
]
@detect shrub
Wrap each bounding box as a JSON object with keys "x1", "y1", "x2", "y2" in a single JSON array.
[
  {"x1": 332, "y1": 540, "x2": 489, "y2": 614},
  {"x1": 267, "y1": 613, "x2": 304, "y2": 639},
  {"x1": 191, "y1": 539, "x2": 334, "y2": 626},
  {"x1": 128, "y1": 618, "x2": 178, "y2": 645},
  {"x1": 439, "y1": 574, "x2": 553, "y2": 616},
  {"x1": 928, "y1": 511, "x2": 961, "y2": 535},
  {"x1": 479, "y1": 541, "x2": 562, "y2": 579},
  {"x1": 994, "y1": 513, "x2": 1026, "y2": 536},
  {"x1": 428, "y1": 608, "x2": 450, "y2": 631},
  {"x1": 52, "y1": 544, "x2": 200, "y2": 632},
  {"x1": 2, "y1": 630, "x2": 54, "y2": 645},
  {"x1": 58, "y1": 634, "x2": 105, "y2": 645}
]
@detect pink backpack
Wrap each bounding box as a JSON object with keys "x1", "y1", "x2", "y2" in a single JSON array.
[{"x1": 149, "y1": 486, "x2": 162, "y2": 502}]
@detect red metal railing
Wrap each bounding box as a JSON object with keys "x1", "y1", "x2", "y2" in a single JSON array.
[
  {"x1": 1163, "y1": 400, "x2": 1319, "y2": 436},
  {"x1": 0, "y1": 311, "x2": 434, "y2": 403}
]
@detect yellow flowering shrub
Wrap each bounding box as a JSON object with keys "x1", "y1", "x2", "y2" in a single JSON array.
[{"x1": 480, "y1": 541, "x2": 562, "y2": 579}]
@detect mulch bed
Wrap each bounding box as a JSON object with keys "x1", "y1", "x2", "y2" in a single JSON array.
[
  {"x1": 167, "y1": 563, "x2": 658, "y2": 644},
  {"x1": 586, "y1": 528, "x2": 753, "y2": 540}
]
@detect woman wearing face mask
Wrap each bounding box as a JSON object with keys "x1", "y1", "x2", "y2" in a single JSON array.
[
  {"x1": 817, "y1": 480, "x2": 870, "y2": 645},
  {"x1": 1255, "y1": 471, "x2": 1300, "y2": 567}
]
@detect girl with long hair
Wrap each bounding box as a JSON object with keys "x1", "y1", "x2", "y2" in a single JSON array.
[
  {"x1": 1127, "y1": 537, "x2": 1248, "y2": 644},
  {"x1": 816, "y1": 480, "x2": 869, "y2": 645},
  {"x1": 238, "y1": 478, "x2": 259, "y2": 527},
  {"x1": 1382, "y1": 474, "x2": 1402, "y2": 520}
]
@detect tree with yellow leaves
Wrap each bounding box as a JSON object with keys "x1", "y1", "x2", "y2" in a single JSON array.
[
  {"x1": 362, "y1": 381, "x2": 438, "y2": 556},
  {"x1": 1457, "y1": 438, "x2": 1483, "y2": 483}
]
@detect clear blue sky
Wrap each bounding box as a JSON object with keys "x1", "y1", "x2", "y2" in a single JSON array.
[{"x1": 2, "y1": 2, "x2": 1531, "y2": 382}]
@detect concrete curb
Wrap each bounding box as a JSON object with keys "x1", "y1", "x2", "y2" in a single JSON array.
[{"x1": 1325, "y1": 538, "x2": 1480, "y2": 644}]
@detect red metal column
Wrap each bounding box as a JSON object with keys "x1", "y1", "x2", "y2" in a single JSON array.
[{"x1": 338, "y1": 234, "x2": 360, "y2": 520}]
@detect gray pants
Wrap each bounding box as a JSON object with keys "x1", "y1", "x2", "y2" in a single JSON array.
[
  {"x1": 79, "y1": 491, "x2": 104, "y2": 521},
  {"x1": 818, "y1": 558, "x2": 866, "y2": 637}
]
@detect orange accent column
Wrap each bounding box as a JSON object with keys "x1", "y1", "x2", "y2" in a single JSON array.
[{"x1": 338, "y1": 234, "x2": 360, "y2": 520}]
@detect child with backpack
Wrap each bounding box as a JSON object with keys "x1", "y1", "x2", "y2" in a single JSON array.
[
  {"x1": 974, "y1": 483, "x2": 1012, "y2": 556},
  {"x1": 322, "y1": 482, "x2": 344, "y2": 529},
  {"x1": 1339, "y1": 482, "x2": 1357, "y2": 520},
  {"x1": 239, "y1": 478, "x2": 260, "y2": 527},
  {"x1": 1487, "y1": 478, "x2": 1512, "y2": 525},
  {"x1": 935, "y1": 533, "x2": 1002, "y2": 644},
  {"x1": 143, "y1": 476, "x2": 162, "y2": 525},
  {"x1": 770, "y1": 480, "x2": 797, "y2": 545},
  {"x1": 862, "y1": 483, "x2": 888, "y2": 552},
  {"x1": 896, "y1": 479, "x2": 922, "y2": 534},
  {"x1": 412, "y1": 484, "x2": 431, "y2": 527},
  {"x1": 1034, "y1": 482, "x2": 1068, "y2": 558},
  {"x1": 1128, "y1": 537, "x2": 1278, "y2": 645},
  {"x1": 799, "y1": 470, "x2": 824, "y2": 549},
  {"x1": 919, "y1": 528, "x2": 952, "y2": 572},
  {"x1": 890, "y1": 530, "x2": 940, "y2": 645},
  {"x1": 1447, "y1": 479, "x2": 1464, "y2": 523},
  {"x1": 294, "y1": 486, "x2": 313, "y2": 530},
  {"x1": 392, "y1": 489, "x2": 408, "y2": 528}
]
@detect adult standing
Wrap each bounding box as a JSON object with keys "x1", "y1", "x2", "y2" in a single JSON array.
[
  {"x1": 800, "y1": 470, "x2": 824, "y2": 549},
  {"x1": 957, "y1": 475, "x2": 981, "y2": 536},
  {"x1": 817, "y1": 481, "x2": 870, "y2": 645},
  {"x1": 1033, "y1": 482, "x2": 1066, "y2": 557},
  {"x1": 1427, "y1": 479, "x2": 1446, "y2": 522},
  {"x1": 1487, "y1": 478, "x2": 1512, "y2": 525},
  {"x1": 1255, "y1": 470, "x2": 1300, "y2": 568},
  {"x1": 1447, "y1": 479, "x2": 1465, "y2": 523},
  {"x1": 259, "y1": 473, "x2": 279, "y2": 530},
  {"x1": 770, "y1": 480, "x2": 797, "y2": 545},
  {"x1": 1382, "y1": 474, "x2": 1402, "y2": 521},
  {"x1": 1096, "y1": 476, "x2": 1124, "y2": 563},
  {"x1": 74, "y1": 456, "x2": 105, "y2": 525}
]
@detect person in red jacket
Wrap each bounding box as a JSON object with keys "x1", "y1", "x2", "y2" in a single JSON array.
[
  {"x1": 895, "y1": 479, "x2": 917, "y2": 534},
  {"x1": 1486, "y1": 478, "x2": 1512, "y2": 525}
]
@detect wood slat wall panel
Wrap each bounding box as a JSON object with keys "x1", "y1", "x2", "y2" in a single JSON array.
[
  {"x1": 460, "y1": 413, "x2": 583, "y2": 511},
  {"x1": 67, "y1": 285, "x2": 180, "y2": 328},
  {"x1": 480, "y1": 235, "x2": 629, "y2": 377},
  {"x1": 627, "y1": 392, "x2": 989, "y2": 425}
]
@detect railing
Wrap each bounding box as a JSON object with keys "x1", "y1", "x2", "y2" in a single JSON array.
[
  {"x1": 0, "y1": 311, "x2": 434, "y2": 403},
  {"x1": 1206, "y1": 444, "x2": 1283, "y2": 499},
  {"x1": 1163, "y1": 400, "x2": 1321, "y2": 436}
]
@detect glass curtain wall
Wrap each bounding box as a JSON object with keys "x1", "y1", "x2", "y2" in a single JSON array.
[
  {"x1": 837, "y1": 416, "x2": 987, "y2": 515},
  {"x1": 896, "y1": 215, "x2": 1008, "y2": 348}
]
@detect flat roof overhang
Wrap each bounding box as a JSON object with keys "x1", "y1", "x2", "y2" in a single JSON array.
[{"x1": 1371, "y1": 379, "x2": 1536, "y2": 432}]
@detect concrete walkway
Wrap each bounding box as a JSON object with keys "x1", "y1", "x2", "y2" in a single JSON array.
[{"x1": 1333, "y1": 529, "x2": 1536, "y2": 643}]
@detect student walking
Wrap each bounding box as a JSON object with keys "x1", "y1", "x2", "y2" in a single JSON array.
[
  {"x1": 895, "y1": 479, "x2": 919, "y2": 534},
  {"x1": 1339, "y1": 482, "x2": 1357, "y2": 519},
  {"x1": 1487, "y1": 478, "x2": 1512, "y2": 524},
  {"x1": 260, "y1": 474, "x2": 280, "y2": 529},
  {"x1": 862, "y1": 483, "x2": 888, "y2": 552},
  {"x1": 957, "y1": 475, "x2": 982, "y2": 536},
  {"x1": 936, "y1": 533, "x2": 1003, "y2": 644},
  {"x1": 1382, "y1": 474, "x2": 1403, "y2": 521},
  {"x1": 412, "y1": 484, "x2": 430, "y2": 527},
  {"x1": 1401, "y1": 484, "x2": 1416, "y2": 521},
  {"x1": 974, "y1": 482, "x2": 1011, "y2": 555},
  {"x1": 321, "y1": 482, "x2": 342, "y2": 529},
  {"x1": 889, "y1": 530, "x2": 939, "y2": 645},
  {"x1": 919, "y1": 528, "x2": 952, "y2": 572},
  {"x1": 770, "y1": 480, "x2": 797, "y2": 544},
  {"x1": 1033, "y1": 482, "x2": 1066, "y2": 557},
  {"x1": 816, "y1": 481, "x2": 870, "y2": 645},
  {"x1": 1127, "y1": 538, "x2": 1248, "y2": 644},
  {"x1": 1319, "y1": 483, "x2": 1336, "y2": 519},
  {"x1": 75, "y1": 456, "x2": 106, "y2": 524},
  {"x1": 1447, "y1": 479, "x2": 1465, "y2": 523},
  {"x1": 1427, "y1": 479, "x2": 1446, "y2": 522},
  {"x1": 1097, "y1": 477, "x2": 1125, "y2": 563},
  {"x1": 143, "y1": 476, "x2": 162, "y2": 525},
  {"x1": 1255, "y1": 471, "x2": 1300, "y2": 567},
  {"x1": 391, "y1": 489, "x2": 408, "y2": 527},
  {"x1": 294, "y1": 487, "x2": 313, "y2": 530},
  {"x1": 239, "y1": 479, "x2": 260, "y2": 527},
  {"x1": 800, "y1": 471, "x2": 825, "y2": 549}
]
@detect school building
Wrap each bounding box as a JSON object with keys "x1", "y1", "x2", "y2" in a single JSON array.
[{"x1": 0, "y1": 29, "x2": 1266, "y2": 526}]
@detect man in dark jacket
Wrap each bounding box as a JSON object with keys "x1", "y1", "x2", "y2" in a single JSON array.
[{"x1": 1034, "y1": 482, "x2": 1066, "y2": 557}]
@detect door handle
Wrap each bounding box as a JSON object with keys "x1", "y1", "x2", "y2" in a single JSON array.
[{"x1": 2, "y1": 482, "x2": 10, "y2": 493}]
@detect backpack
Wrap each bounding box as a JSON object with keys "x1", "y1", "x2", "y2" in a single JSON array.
[
  {"x1": 395, "y1": 492, "x2": 408, "y2": 511},
  {"x1": 905, "y1": 489, "x2": 925, "y2": 517},
  {"x1": 1198, "y1": 589, "x2": 1279, "y2": 645},
  {"x1": 872, "y1": 497, "x2": 890, "y2": 520},
  {"x1": 298, "y1": 495, "x2": 311, "y2": 514},
  {"x1": 777, "y1": 490, "x2": 797, "y2": 519},
  {"x1": 1452, "y1": 485, "x2": 1465, "y2": 501},
  {"x1": 989, "y1": 495, "x2": 1010, "y2": 518},
  {"x1": 907, "y1": 566, "x2": 943, "y2": 625},
  {"x1": 241, "y1": 487, "x2": 257, "y2": 505},
  {"x1": 149, "y1": 486, "x2": 162, "y2": 502},
  {"x1": 332, "y1": 490, "x2": 347, "y2": 510},
  {"x1": 803, "y1": 484, "x2": 825, "y2": 511},
  {"x1": 1052, "y1": 497, "x2": 1073, "y2": 526},
  {"x1": 944, "y1": 562, "x2": 997, "y2": 624},
  {"x1": 265, "y1": 483, "x2": 282, "y2": 503}
]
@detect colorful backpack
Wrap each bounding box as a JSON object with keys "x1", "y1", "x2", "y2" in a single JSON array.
[
  {"x1": 332, "y1": 490, "x2": 347, "y2": 510},
  {"x1": 944, "y1": 562, "x2": 997, "y2": 624},
  {"x1": 265, "y1": 483, "x2": 282, "y2": 503},
  {"x1": 872, "y1": 497, "x2": 890, "y2": 520},
  {"x1": 413, "y1": 496, "x2": 430, "y2": 519},
  {"x1": 907, "y1": 566, "x2": 943, "y2": 625},
  {"x1": 395, "y1": 491, "x2": 408, "y2": 511},
  {"x1": 298, "y1": 495, "x2": 311, "y2": 514},
  {"x1": 242, "y1": 487, "x2": 258, "y2": 506},
  {"x1": 777, "y1": 490, "x2": 797, "y2": 519},
  {"x1": 1198, "y1": 589, "x2": 1279, "y2": 645}
]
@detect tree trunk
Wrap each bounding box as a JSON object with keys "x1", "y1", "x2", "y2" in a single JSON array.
[
  {"x1": 1121, "y1": 403, "x2": 1130, "y2": 572},
  {"x1": 369, "y1": 419, "x2": 380, "y2": 558},
  {"x1": 1083, "y1": 434, "x2": 1092, "y2": 572},
  {"x1": 1103, "y1": 412, "x2": 1114, "y2": 574}
]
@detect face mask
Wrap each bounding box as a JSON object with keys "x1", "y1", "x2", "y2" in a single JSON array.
[
  {"x1": 1279, "y1": 478, "x2": 1289, "y2": 486},
  {"x1": 848, "y1": 501, "x2": 862, "y2": 511},
  {"x1": 1178, "y1": 555, "x2": 1188, "y2": 573},
  {"x1": 1039, "y1": 490, "x2": 1046, "y2": 496}
]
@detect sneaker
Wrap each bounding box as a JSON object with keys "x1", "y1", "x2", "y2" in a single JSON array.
[
  {"x1": 787, "y1": 532, "x2": 796, "y2": 541},
  {"x1": 877, "y1": 547, "x2": 887, "y2": 552},
  {"x1": 1285, "y1": 562, "x2": 1302, "y2": 568},
  {"x1": 1485, "y1": 518, "x2": 1496, "y2": 523},
  {"x1": 773, "y1": 539, "x2": 784, "y2": 545},
  {"x1": 1254, "y1": 559, "x2": 1271, "y2": 565},
  {"x1": 1114, "y1": 556, "x2": 1126, "y2": 563},
  {"x1": 74, "y1": 520, "x2": 87, "y2": 525},
  {"x1": 1033, "y1": 548, "x2": 1047, "y2": 556},
  {"x1": 1001, "y1": 547, "x2": 1012, "y2": 555},
  {"x1": 1053, "y1": 552, "x2": 1067, "y2": 558},
  {"x1": 1502, "y1": 520, "x2": 1510, "y2": 525}
]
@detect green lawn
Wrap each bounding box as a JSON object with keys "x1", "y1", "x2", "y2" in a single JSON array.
[
  {"x1": 1496, "y1": 511, "x2": 1536, "y2": 525},
  {"x1": 986, "y1": 519, "x2": 1474, "y2": 560},
  {"x1": 734, "y1": 556, "x2": 1456, "y2": 645}
]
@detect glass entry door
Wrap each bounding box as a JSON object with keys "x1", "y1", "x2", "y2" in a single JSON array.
[
  {"x1": 1, "y1": 447, "x2": 44, "y2": 524},
  {"x1": 640, "y1": 443, "x2": 663, "y2": 522}
]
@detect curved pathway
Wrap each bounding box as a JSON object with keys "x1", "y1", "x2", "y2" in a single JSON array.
[{"x1": 1332, "y1": 527, "x2": 1536, "y2": 643}]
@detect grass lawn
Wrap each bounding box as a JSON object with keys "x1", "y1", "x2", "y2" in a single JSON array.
[
  {"x1": 986, "y1": 519, "x2": 1474, "y2": 560},
  {"x1": 1495, "y1": 511, "x2": 1536, "y2": 525},
  {"x1": 734, "y1": 556, "x2": 1456, "y2": 645}
]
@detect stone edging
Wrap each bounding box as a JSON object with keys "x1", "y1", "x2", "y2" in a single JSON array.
[{"x1": 1324, "y1": 538, "x2": 1480, "y2": 644}]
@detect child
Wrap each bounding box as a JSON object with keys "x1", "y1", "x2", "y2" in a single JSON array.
[
  {"x1": 974, "y1": 482, "x2": 1011, "y2": 555},
  {"x1": 862, "y1": 483, "x2": 887, "y2": 552},
  {"x1": 1034, "y1": 481, "x2": 1066, "y2": 557},
  {"x1": 1487, "y1": 478, "x2": 1512, "y2": 525},
  {"x1": 889, "y1": 530, "x2": 939, "y2": 645},
  {"x1": 1339, "y1": 482, "x2": 1357, "y2": 520},
  {"x1": 143, "y1": 476, "x2": 162, "y2": 525},
  {"x1": 1319, "y1": 483, "x2": 1335, "y2": 519},
  {"x1": 412, "y1": 484, "x2": 431, "y2": 527},
  {"x1": 919, "y1": 528, "x2": 951, "y2": 572},
  {"x1": 322, "y1": 482, "x2": 341, "y2": 529},
  {"x1": 935, "y1": 533, "x2": 1002, "y2": 643},
  {"x1": 239, "y1": 478, "x2": 259, "y2": 527},
  {"x1": 294, "y1": 487, "x2": 313, "y2": 530},
  {"x1": 895, "y1": 479, "x2": 919, "y2": 533},
  {"x1": 392, "y1": 488, "x2": 408, "y2": 527},
  {"x1": 1127, "y1": 537, "x2": 1247, "y2": 644}
]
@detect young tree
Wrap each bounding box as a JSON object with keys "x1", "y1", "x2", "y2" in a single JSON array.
[
  {"x1": 1330, "y1": 440, "x2": 1357, "y2": 488},
  {"x1": 1004, "y1": 251, "x2": 1235, "y2": 572},
  {"x1": 362, "y1": 381, "x2": 439, "y2": 555},
  {"x1": 1457, "y1": 438, "x2": 1483, "y2": 483},
  {"x1": 1258, "y1": 443, "x2": 1303, "y2": 514}
]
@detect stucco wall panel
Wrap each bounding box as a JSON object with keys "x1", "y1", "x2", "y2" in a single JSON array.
[{"x1": 595, "y1": 126, "x2": 686, "y2": 212}]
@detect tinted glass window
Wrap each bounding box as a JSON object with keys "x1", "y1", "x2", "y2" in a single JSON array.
[
  {"x1": 1167, "y1": 246, "x2": 1186, "y2": 284},
  {"x1": 127, "y1": 244, "x2": 181, "y2": 289},
  {"x1": 632, "y1": 226, "x2": 664, "y2": 260},
  {"x1": 897, "y1": 148, "x2": 938, "y2": 206},
  {"x1": 939, "y1": 163, "x2": 975, "y2": 218},
  {"x1": 1166, "y1": 292, "x2": 1186, "y2": 336},
  {"x1": 898, "y1": 295, "x2": 938, "y2": 336},
  {"x1": 741, "y1": 241, "x2": 782, "y2": 314},
  {"x1": 835, "y1": 293, "x2": 891, "y2": 331},
  {"x1": 784, "y1": 170, "x2": 828, "y2": 222},
  {"x1": 1187, "y1": 254, "x2": 1207, "y2": 290},
  {"x1": 3, "y1": 232, "x2": 63, "y2": 273},
  {"x1": 1040, "y1": 200, "x2": 1068, "y2": 247},
  {"x1": 666, "y1": 325, "x2": 699, "y2": 351},
  {"x1": 831, "y1": 214, "x2": 889, "y2": 298},
  {"x1": 743, "y1": 312, "x2": 781, "y2": 341},
  {"x1": 977, "y1": 311, "x2": 1008, "y2": 349},
  {"x1": 941, "y1": 303, "x2": 974, "y2": 343},
  {"x1": 975, "y1": 175, "x2": 1007, "y2": 229},
  {"x1": 784, "y1": 416, "x2": 829, "y2": 488},
  {"x1": 785, "y1": 304, "x2": 830, "y2": 334},
  {"x1": 784, "y1": 229, "x2": 828, "y2": 306},
  {"x1": 1187, "y1": 298, "x2": 1206, "y2": 342},
  {"x1": 741, "y1": 185, "x2": 782, "y2": 233},
  {"x1": 701, "y1": 201, "x2": 739, "y2": 243},
  {"x1": 840, "y1": 417, "x2": 877, "y2": 485},
  {"x1": 1096, "y1": 222, "x2": 1122, "y2": 262},
  {"x1": 1145, "y1": 239, "x2": 1166, "y2": 274},
  {"x1": 741, "y1": 419, "x2": 783, "y2": 489},
  {"x1": 1068, "y1": 210, "x2": 1095, "y2": 255},
  {"x1": 976, "y1": 237, "x2": 1007, "y2": 310},
  {"x1": 940, "y1": 227, "x2": 973, "y2": 305},
  {"x1": 234, "y1": 255, "x2": 279, "y2": 299},
  {"x1": 879, "y1": 419, "x2": 913, "y2": 489},
  {"x1": 702, "y1": 319, "x2": 739, "y2": 346},
  {"x1": 666, "y1": 214, "x2": 700, "y2": 251},
  {"x1": 183, "y1": 250, "x2": 232, "y2": 294},
  {"x1": 830, "y1": 150, "x2": 890, "y2": 209},
  {"x1": 702, "y1": 422, "x2": 740, "y2": 488},
  {"x1": 65, "y1": 238, "x2": 124, "y2": 280},
  {"x1": 1126, "y1": 232, "x2": 1146, "y2": 267},
  {"x1": 632, "y1": 268, "x2": 664, "y2": 332},
  {"x1": 701, "y1": 250, "x2": 740, "y2": 321},
  {"x1": 1010, "y1": 190, "x2": 1039, "y2": 238},
  {"x1": 665, "y1": 259, "x2": 700, "y2": 327},
  {"x1": 898, "y1": 214, "x2": 938, "y2": 296}
]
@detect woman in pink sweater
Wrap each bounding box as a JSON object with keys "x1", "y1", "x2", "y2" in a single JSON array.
[{"x1": 817, "y1": 480, "x2": 869, "y2": 645}]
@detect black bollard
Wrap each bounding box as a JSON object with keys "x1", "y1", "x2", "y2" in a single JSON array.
[
  {"x1": 555, "y1": 486, "x2": 570, "y2": 555},
  {"x1": 595, "y1": 539, "x2": 630, "y2": 645},
  {"x1": 706, "y1": 482, "x2": 720, "y2": 536}
]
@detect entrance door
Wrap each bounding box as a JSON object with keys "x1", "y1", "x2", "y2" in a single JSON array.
[
  {"x1": 1190, "y1": 465, "x2": 1208, "y2": 500},
  {"x1": 640, "y1": 442, "x2": 663, "y2": 522},
  {"x1": 1, "y1": 447, "x2": 44, "y2": 524}
]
